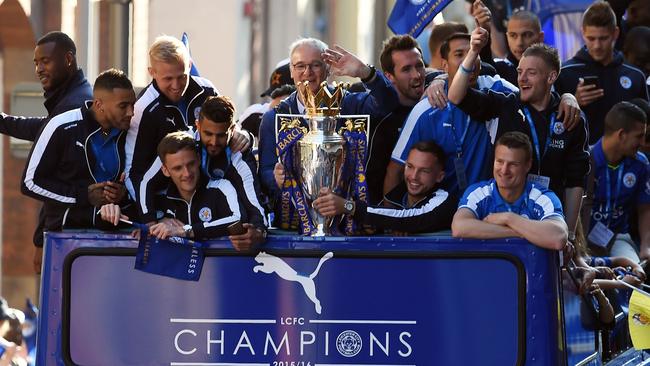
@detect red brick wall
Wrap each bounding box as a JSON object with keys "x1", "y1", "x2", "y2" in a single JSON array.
[{"x1": 0, "y1": 0, "x2": 41, "y2": 308}]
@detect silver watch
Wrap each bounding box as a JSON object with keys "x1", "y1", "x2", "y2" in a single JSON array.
[
  {"x1": 183, "y1": 224, "x2": 193, "y2": 237},
  {"x1": 343, "y1": 200, "x2": 355, "y2": 215}
]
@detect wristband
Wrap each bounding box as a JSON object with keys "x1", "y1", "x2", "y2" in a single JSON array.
[
  {"x1": 360, "y1": 65, "x2": 376, "y2": 83},
  {"x1": 459, "y1": 63, "x2": 475, "y2": 74}
]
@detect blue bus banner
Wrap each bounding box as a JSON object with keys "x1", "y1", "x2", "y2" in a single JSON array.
[{"x1": 38, "y1": 232, "x2": 562, "y2": 365}]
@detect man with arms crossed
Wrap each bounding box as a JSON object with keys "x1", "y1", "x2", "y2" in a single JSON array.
[
  {"x1": 448, "y1": 25, "x2": 588, "y2": 245},
  {"x1": 452, "y1": 132, "x2": 568, "y2": 250}
]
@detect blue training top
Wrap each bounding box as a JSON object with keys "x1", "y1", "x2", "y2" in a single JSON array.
[
  {"x1": 391, "y1": 75, "x2": 518, "y2": 196},
  {"x1": 459, "y1": 179, "x2": 564, "y2": 221},
  {"x1": 590, "y1": 139, "x2": 650, "y2": 234}
]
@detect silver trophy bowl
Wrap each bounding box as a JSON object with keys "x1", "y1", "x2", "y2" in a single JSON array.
[{"x1": 295, "y1": 115, "x2": 346, "y2": 236}]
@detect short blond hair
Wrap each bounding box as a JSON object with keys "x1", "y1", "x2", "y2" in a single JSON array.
[{"x1": 149, "y1": 35, "x2": 190, "y2": 71}]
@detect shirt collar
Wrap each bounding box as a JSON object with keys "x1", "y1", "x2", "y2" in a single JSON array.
[
  {"x1": 492, "y1": 180, "x2": 530, "y2": 213},
  {"x1": 296, "y1": 94, "x2": 306, "y2": 114}
]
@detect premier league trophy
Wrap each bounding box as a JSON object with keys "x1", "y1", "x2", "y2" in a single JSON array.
[{"x1": 276, "y1": 81, "x2": 368, "y2": 236}]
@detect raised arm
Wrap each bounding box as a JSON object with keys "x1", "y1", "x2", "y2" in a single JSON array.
[
  {"x1": 323, "y1": 44, "x2": 399, "y2": 115},
  {"x1": 0, "y1": 113, "x2": 48, "y2": 141},
  {"x1": 448, "y1": 24, "x2": 489, "y2": 105}
]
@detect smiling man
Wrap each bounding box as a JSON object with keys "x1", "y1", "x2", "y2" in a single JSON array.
[
  {"x1": 126, "y1": 36, "x2": 251, "y2": 225},
  {"x1": 0, "y1": 31, "x2": 93, "y2": 272},
  {"x1": 448, "y1": 26, "x2": 589, "y2": 242},
  {"x1": 194, "y1": 96, "x2": 267, "y2": 249},
  {"x1": 258, "y1": 37, "x2": 399, "y2": 229},
  {"x1": 452, "y1": 132, "x2": 568, "y2": 250},
  {"x1": 365, "y1": 35, "x2": 426, "y2": 204},
  {"x1": 103, "y1": 132, "x2": 248, "y2": 246},
  {"x1": 385, "y1": 33, "x2": 519, "y2": 198},
  {"x1": 21, "y1": 69, "x2": 135, "y2": 236},
  {"x1": 0, "y1": 31, "x2": 92, "y2": 141},
  {"x1": 313, "y1": 141, "x2": 457, "y2": 234}
]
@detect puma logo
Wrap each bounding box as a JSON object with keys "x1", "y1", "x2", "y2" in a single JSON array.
[
  {"x1": 75, "y1": 141, "x2": 84, "y2": 148},
  {"x1": 253, "y1": 251, "x2": 334, "y2": 314}
]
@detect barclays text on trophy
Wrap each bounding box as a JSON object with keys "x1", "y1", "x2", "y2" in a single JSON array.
[{"x1": 275, "y1": 81, "x2": 369, "y2": 236}]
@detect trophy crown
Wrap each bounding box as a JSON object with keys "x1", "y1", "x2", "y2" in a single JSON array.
[{"x1": 297, "y1": 81, "x2": 349, "y2": 117}]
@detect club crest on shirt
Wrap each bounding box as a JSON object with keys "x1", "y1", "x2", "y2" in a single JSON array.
[
  {"x1": 553, "y1": 121, "x2": 565, "y2": 135},
  {"x1": 199, "y1": 207, "x2": 212, "y2": 222},
  {"x1": 194, "y1": 107, "x2": 202, "y2": 121},
  {"x1": 619, "y1": 76, "x2": 632, "y2": 89},
  {"x1": 623, "y1": 172, "x2": 636, "y2": 188}
]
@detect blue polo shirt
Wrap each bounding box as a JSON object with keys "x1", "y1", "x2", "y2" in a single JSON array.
[
  {"x1": 391, "y1": 75, "x2": 518, "y2": 196},
  {"x1": 89, "y1": 128, "x2": 121, "y2": 182},
  {"x1": 459, "y1": 179, "x2": 564, "y2": 221},
  {"x1": 590, "y1": 139, "x2": 650, "y2": 234}
]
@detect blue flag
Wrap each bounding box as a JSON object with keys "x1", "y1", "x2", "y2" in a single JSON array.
[
  {"x1": 134, "y1": 224, "x2": 205, "y2": 281},
  {"x1": 181, "y1": 32, "x2": 200, "y2": 77},
  {"x1": 530, "y1": 0, "x2": 593, "y2": 24},
  {"x1": 387, "y1": 0, "x2": 452, "y2": 37}
]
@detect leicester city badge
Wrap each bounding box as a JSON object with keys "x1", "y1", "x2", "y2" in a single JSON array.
[
  {"x1": 553, "y1": 121, "x2": 565, "y2": 135},
  {"x1": 194, "y1": 106, "x2": 202, "y2": 121},
  {"x1": 199, "y1": 207, "x2": 212, "y2": 222},
  {"x1": 623, "y1": 172, "x2": 636, "y2": 188},
  {"x1": 336, "y1": 330, "x2": 363, "y2": 357},
  {"x1": 620, "y1": 76, "x2": 632, "y2": 89}
]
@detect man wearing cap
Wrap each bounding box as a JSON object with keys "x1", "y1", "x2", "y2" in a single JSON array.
[{"x1": 240, "y1": 60, "x2": 294, "y2": 141}]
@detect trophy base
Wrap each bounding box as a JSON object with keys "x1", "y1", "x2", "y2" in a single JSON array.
[{"x1": 311, "y1": 224, "x2": 328, "y2": 237}]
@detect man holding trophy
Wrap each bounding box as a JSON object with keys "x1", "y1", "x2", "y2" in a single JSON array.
[{"x1": 258, "y1": 37, "x2": 400, "y2": 235}]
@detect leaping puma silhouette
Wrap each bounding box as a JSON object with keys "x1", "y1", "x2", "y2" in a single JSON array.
[{"x1": 253, "y1": 252, "x2": 334, "y2": 314}]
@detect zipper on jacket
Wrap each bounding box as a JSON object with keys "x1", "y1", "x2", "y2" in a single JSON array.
[{"x1": 84, "y1": 128, "x2": 101, "y2": 183}]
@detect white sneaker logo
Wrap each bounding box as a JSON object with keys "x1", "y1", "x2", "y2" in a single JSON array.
[{"x1": 253, "y1": 251, "x2": 333, "y2": 314}]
